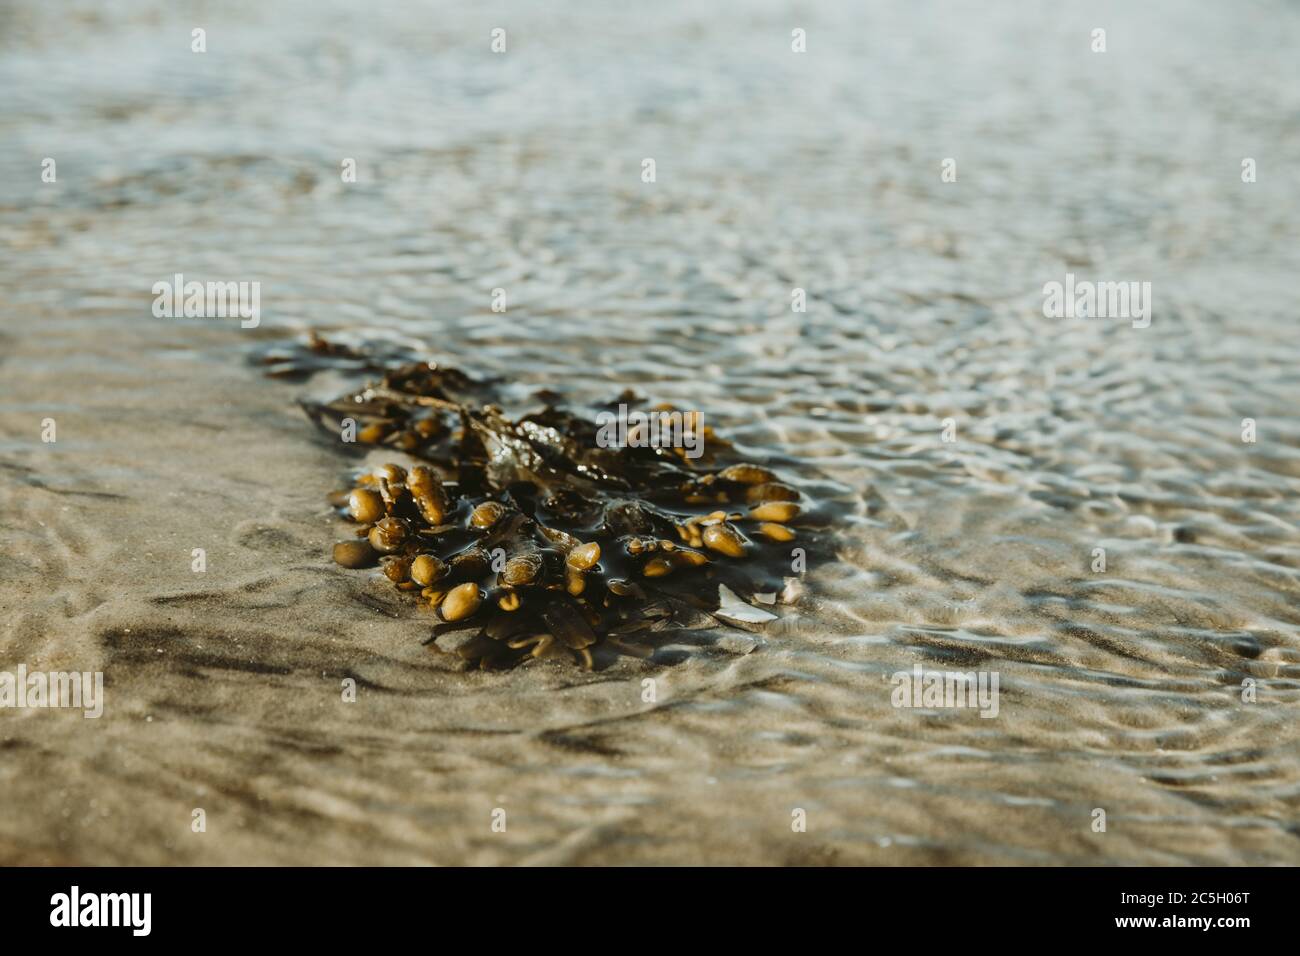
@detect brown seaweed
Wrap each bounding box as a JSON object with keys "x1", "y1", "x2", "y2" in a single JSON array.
[{"x1": 266, "y1": 336, "x2": 825, "y2": 670}]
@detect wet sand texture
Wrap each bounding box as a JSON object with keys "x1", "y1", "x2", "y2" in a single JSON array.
[{"x1": 0, "y1": 0, "x2": 1298, "y2": 863}]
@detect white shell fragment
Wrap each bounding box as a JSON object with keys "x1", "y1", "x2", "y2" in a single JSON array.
[
  {"x1": 715, "y1": 584, "x2": 778, "y2": 629},
  {"x1": 779, "y1": 576, "x2": 805, "y2": 605}
]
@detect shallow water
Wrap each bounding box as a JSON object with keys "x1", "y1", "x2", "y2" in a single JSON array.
[{"x1": 1, "y1": 0, "x2": 1298, "y2": 864}]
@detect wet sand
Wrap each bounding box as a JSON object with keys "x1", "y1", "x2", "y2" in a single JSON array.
[{"x1": 1, "y1": 0, "x2": 1298, "y2": 864}]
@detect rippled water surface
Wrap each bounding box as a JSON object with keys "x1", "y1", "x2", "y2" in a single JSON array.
[{"x1": 1, "y1": 0, "x2": 1298, "y2": 864}]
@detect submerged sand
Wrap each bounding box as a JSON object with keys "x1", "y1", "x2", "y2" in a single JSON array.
[{"x1": 1, "y1": 0, "x2": 1298, "y2": 864}]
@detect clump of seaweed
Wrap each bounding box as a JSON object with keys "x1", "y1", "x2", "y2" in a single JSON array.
[{"x1": 266, "y1": 336, "x2": 820, "y2": 670}]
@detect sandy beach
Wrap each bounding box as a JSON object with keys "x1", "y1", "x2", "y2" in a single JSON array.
[{"x1": 1, "y1": 0, "x2": 1298, "y2": 865}]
